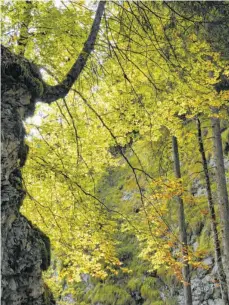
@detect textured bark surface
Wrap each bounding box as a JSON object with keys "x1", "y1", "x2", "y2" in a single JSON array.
[
  {"x1": 196, "y1": 118, "x2": 228, "y2": 304},
  {"x1": 172, "y1": 136, "x2": 193, "y2": 305},
  {"x1": 211, "y1": 115, "x2": 229, "y2": 299},
  {"x1": 1, "y1": 45, "x2": 54, "y2": 305}
]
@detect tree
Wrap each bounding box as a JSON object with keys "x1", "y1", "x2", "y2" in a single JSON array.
[
  {"x1": 172, "y1": 136, "x2": 193, "y2": 305},
  {"x1": 196, "y1": 117, "x2": 228, "y2": 303},
  {"x1": 1, "y1": 2, "x2": 105, "y2": 304},
  {"x1": 211, "y1": 110, "x2": 229, "y2": 298},
  {"x1": 2, "y1": 1, "x2": 229, "y2": 304}
]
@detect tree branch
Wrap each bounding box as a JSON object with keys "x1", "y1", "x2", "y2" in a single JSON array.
[{"x1": 40, "y1": 1, "x2": 105, "y2": 103}]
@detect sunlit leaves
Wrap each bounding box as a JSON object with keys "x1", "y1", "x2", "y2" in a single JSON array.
[{"x1": 3, "y1": 1, "x2": 229, "y2": 300}]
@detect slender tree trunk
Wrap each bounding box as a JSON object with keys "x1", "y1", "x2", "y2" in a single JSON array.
[
  {"x1": 196, "y1": 118, "x2": 229, "y2": 304},
  {"x1": 172, "y1": 136, "x2": 193, "y2": 305},
  {"x1": 211, "y1": 111, "x2": 229, "y2": 297}
]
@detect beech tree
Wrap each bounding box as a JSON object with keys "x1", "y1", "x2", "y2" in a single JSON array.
[
  {"x1": 211, "y1": 112, "x2": 229, "y2": 297},
  {"x1": 197, "y1": 117, "x2": 228, "y2": 304},
  {"x1": 1, "y1": 1, "x2": 229, "y2": 305},
  {"x1": 1, "y1": 2, "x2": 105, "y2": 304},
  {"x1": 172, "y1": 136, "x2": 193, "y2": 305}
]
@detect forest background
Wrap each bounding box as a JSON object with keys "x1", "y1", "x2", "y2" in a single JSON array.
[{"x1": 1, "y1": 1, "x2": 229, "y2": 305}]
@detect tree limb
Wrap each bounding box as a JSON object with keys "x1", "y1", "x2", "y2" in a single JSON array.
[{"x1": 40, "y1": 1, "x2": 105, "y2": 103}]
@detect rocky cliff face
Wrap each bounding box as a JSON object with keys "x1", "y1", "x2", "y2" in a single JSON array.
[
  {"x1": 1, "y1": 45, "x2": 54, "y2": 305},
  {"x1": 177, "y1": 260, "x2": 224, "y2": 305},
  {"x1": 72, "y1": 243, "x2": 224, "y2": 305}
]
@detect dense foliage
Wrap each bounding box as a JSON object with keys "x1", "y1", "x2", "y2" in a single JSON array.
[{"x1": 2, "y1": 1, "x2": 229, "y2": 304}]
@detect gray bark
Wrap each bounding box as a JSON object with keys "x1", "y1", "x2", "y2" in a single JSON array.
[
  {"x1": 172, "y1": 136, "x2": 193, "y2": 305},
  {"x1": 211, "y1": 112, "x2": 229, "y2": 298},
  {"x1": 196, "y1": 118, "x2": 228, "y2": 304}
]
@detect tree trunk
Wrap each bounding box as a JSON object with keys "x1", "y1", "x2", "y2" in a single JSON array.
[
  {"x1": 211, "y1": 112, "x2": 229, "y2": 298},
  {"x1": 1, "y1": 47, "x2": 54, "y2": 305},
  {"x1": 172, "y1": 136, "x2": 193, "y2": 305},
  {"x1": 196, "y1": 118, "x2": 229, "y2": 304},
  {"x1": 1, "y1": 2, "x2": 105, "y2": 303}
]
